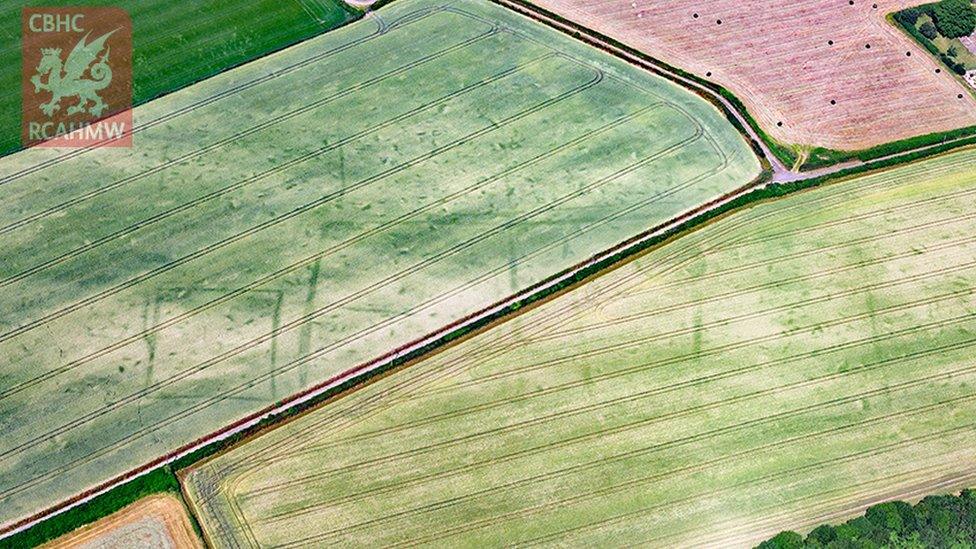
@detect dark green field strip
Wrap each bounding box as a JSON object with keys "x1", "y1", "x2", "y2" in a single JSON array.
[
  {"x1": 0, "y1": 0, "x2": 760, "y2": 527},
  {"x1": 0, "y1": 0, "x2": 357, "y2": 158}
]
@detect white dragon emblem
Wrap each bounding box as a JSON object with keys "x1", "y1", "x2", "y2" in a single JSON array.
[{"x1": 29, "y1": 30, "x2": 115, "y2": 118}]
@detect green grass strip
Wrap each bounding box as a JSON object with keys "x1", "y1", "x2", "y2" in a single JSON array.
[{"x1": 0, "y1": 467, "x2": 182, "y2": 549}]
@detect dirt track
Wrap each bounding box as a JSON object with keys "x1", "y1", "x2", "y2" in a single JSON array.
[
  {"x1": 42, "y1": 494, "x2": 201, "y2": 549},
  {"x1": 528, "y1": 0, "x2": 976, "y2": 151}
]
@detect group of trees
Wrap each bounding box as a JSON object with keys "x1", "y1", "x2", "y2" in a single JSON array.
[
  {"x1": 903, "y1": 0, "x2": 976, "y2": 38},
  {"x1": 932, "y1": 0, "x2": 976, "y2": 38},
  {"x1": 896, "y1": 0, "x2": 975, "y2": 75},
  {"x1": 758, "y1": 489, "x2": 976, "y2": 548}
]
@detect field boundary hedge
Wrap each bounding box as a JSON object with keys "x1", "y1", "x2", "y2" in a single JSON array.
[
  {"x1": 759, "y1": 488, "x2": 976, "y2": 548},
  {"x1": 0, "y1": 468, "x2": 190, "y2": 549}
]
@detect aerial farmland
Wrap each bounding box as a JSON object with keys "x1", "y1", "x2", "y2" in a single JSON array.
[
  {"x1": 40, "y1": 494, "x2": 201, "y2": 548},
  {"x1": 184, "y1": 145, "x2": 976, "y2": 547},
  {"x1": 528, "y1": 0, "x2": 976, "y2": 154},
  {"x1": 0, "y1": 0, "x2": 759, "y2": 531},
  {"x1": 6, "y1": 0, "x2": 976, "y2": 545}
]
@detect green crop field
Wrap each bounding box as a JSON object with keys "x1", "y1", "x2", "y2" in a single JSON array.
[
  {"x1": 0, "y1": 0, "x2": 759, "y2": 530},
  {"x1": 0, "y1": 0, "x2": 358, "y2": 158},
  {"x1": 184, "y1": 147, "x2": 976, "y2": 548}
]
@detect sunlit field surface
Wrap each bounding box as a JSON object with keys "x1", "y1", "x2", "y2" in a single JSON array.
[
  {"x1": 186, "y1": 147, "x2": 976, "y2": 547},
  {"x1": 0, "y1": 0, "x2": 758, "y2": 528}
]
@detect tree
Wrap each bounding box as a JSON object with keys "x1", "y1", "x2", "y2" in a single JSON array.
[
  {"x1": 757, "y1": 490, "x2": 976, "y2": 548},
  {"x1": 757, "y1": 531, "x2": 804, "y2": 549},
  {"x1": 919, "y1": 21, "x2": 939, "y2": 39},
  {"x1": 806, "y1": 524, "x2": 837, "y2": 545},
  {"x1": 932, "y1": 0, "x2": 976, "y2": 38},
  {"x1": 902, "y1": 7, "x2": 923, "y2": 24}
]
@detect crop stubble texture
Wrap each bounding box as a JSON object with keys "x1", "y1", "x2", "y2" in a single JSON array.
[{"x1": 527, "y1": 0, "x2": 976, "y2": 151}]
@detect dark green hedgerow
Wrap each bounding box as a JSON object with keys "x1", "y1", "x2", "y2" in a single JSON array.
[
  {"x1": 0, "y1": 468, "x2": 182, "y2": 549},
  {"x1": 802, "y1": 124, "x2": 976, "y2": 170},
  {"x1": 757, "y1": 489, "x2": 976, "y2": 549}
]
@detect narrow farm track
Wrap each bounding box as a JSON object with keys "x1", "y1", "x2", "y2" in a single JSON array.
[
  {"x1": 183, "y1": 145, "x2": 976, "y2": 548},
  {"x1": 0, "y1": 0, "x2": 760, "y2": 534}
]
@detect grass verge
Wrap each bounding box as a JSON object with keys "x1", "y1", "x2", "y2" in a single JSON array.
[{"x1": 0, "y1": 468, "x2": 182, "y2": 549}]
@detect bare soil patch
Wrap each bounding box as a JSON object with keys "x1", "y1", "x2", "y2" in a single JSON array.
[{"x1": 41, "y1": 494, "x2": 201, "y2": 549}]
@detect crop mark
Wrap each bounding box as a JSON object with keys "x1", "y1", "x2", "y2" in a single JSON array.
[
  {"x1": 242, "y1": 316, "x2": 976, "y2": 514},
  {"x1": 0, "y1": 92, "x2": 722, "y2": 502},
  {"x1": 279, "y1": 383, "x2": 976, "y2": 546},
  {"x1": 0, "y1": 23, "x2": 506, "y2": 290},
  {"x1": 297, "y1": 259, "x2": 322, "y2": 387},
  {"x1": 0, "y1": 93, "x2": 656, "y2": 412}
]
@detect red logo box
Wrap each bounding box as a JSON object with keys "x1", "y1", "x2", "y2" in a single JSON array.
[{"x1": 22, "y1": 7, "x2": 132, "y2": 148}]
